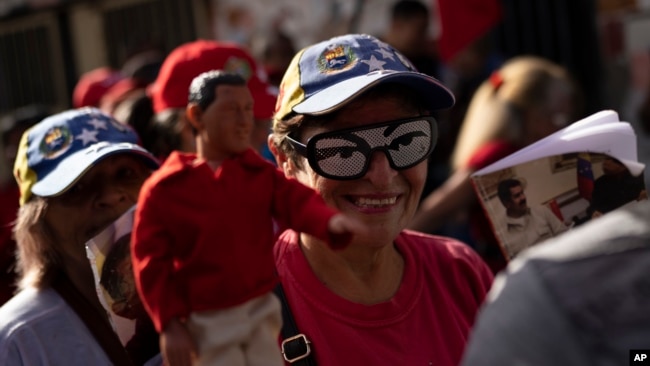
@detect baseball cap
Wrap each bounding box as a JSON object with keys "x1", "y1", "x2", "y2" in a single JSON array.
[
  {"x1": 100, "y1": 77, "x2": 146, "y2": 113},
  {"x1": 13, "y1": 107, "x2": 160, "y2": 205},
  {"x1": 73, "y1": 67, "x2": 124, "y2": 108},
  {"x1": 148, "y1": 39, "x2": 277, "y2": 119},
  {"x1": 274, "y1": 34, "x2": 455, "y2": 122}
]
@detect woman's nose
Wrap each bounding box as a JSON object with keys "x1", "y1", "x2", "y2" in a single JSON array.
[
  {"x1": 364, "y1": 151, "x2": 397, "y2": 187},
  {"x1": 95, "y1": 184, "x2": 128, "y2": 209}
]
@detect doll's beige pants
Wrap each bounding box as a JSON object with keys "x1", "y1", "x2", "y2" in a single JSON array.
[{"x1": 188, "y1": 292, "x2": 283, "y2": 366}]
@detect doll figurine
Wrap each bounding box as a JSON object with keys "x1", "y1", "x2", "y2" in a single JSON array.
[{"x1": 131, "y1": 70, "x2": 362, "y2": 366}]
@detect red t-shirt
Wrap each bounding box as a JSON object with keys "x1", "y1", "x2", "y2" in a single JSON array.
[{"x1": 275, "y1": 229, "x2": 493, "y2": 365}]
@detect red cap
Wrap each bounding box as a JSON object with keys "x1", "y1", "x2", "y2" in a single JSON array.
[
  {"x1": 100, "y1": 77, "x2": 147, "y2": 112},
  {"x1": 72, "y1": 67, "x2": 124, "y2": 108},
  {"x1": 148, "y1": 40, "x2": 276, "y2": 119}
]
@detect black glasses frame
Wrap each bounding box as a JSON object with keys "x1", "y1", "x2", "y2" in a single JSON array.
[{"x1": 285, "y1": 116, "x2": 437, "y2": 180}]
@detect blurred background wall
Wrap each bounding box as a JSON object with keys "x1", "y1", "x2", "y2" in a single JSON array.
[{"x1": 0, "y1": 0, "x2": 645, "y2": 121}]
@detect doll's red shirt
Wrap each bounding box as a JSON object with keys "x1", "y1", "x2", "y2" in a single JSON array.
[{"x1": 132, "y1": 149, "x2": 343, "y2": 332}]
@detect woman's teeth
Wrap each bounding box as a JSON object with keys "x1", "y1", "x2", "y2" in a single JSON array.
[{"x1": 355, "y1": 196, "x2": 397, "y2": 207}]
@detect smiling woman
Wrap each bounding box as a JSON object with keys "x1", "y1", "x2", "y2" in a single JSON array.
[
  {"x1": 0, "y1": 108, "x2": 160, "y2": 366},
  {"x1": 268, "y1": 33, "x2": 493, "y2": 366}
]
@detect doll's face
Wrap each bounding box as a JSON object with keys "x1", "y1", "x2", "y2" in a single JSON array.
[
  {"x1": 523, "y1": 80, "x2": 576, "y2": 145},
  {"x1": 199, "y1": 84, "x2": 254, "y2": 158}
]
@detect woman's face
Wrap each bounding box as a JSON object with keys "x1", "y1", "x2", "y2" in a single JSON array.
[
  {"x1": 524, "y1": 81, "x2": 576, "y2": 145},
  {"x1": 44, "y1": 154, "x2": 151, "y2": 252},
  {"x1": 284, "y1": 94, "x2": 428, "y2": 246}
]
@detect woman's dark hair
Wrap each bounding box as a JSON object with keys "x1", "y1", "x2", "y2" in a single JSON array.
[
  {"x1": 392, "y1": 0, "x2": 429, "y2": 21},
  {"x1": 146, "y1": 109, "x2": 185, "y2": 159}
]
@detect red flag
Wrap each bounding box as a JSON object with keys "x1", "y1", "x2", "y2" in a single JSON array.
[
  {"x1": 434, "y1": 0, "x2": 502, "y2": 62},
  {"x1": 577, "y1": 153, "x2": 595, "y2": 201}
]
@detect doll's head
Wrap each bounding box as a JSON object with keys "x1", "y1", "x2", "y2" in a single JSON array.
[{"x1": 186, "y1": 70, "x2": 254, "y2": 160}]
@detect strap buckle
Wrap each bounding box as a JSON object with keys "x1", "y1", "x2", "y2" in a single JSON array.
[{"x1": 281, "y1": 333, "x2": 312, "y2": 363}]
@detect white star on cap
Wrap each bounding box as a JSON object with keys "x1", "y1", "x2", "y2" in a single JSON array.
[
  {"x1": 361, "y1": 55, "x2": 387, "y2": 72},
  {"x1": 371, "y1": 38, "x2": 391, "y2": 50},
  {"x1": 76, "y1": 128, "x2": 99, "y2": 146},
  {"x1": 376, "y1": 47, "x2": 395, "y2": 61},
  {"x1": 87, "y1": 118, "x2": 108, "y2": 130}
]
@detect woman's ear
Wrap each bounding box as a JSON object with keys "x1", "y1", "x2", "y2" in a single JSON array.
[
  {"x1": 185, "y1": 104, "x2": 203, "y2": 131},
  {"x1": 267, "y1": 134, "x2": 296, "y2": 177}
]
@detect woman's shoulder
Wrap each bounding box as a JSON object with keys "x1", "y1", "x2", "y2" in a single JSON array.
[
  {"x1": 0, "y1": 287, "x2": 65, "y2": 331},
  {"x1": 397, "y1": 230, "x2": 492, "y2": 276},
  {"x1": 0, "y1": 287, "x2": 110, "y2": 364},
  {"x1": 398, "y1": 230, "x2": 479, "y2": 257},
  {"x1": 398, "y1": 230, "x2": 494, "y2": 300}
]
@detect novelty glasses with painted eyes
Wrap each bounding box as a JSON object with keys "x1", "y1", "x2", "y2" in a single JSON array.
[{"x1": 285, "y1": 116, "x2": 437, "y2": 180}]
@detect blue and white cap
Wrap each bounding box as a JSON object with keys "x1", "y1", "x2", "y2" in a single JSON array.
[
  {"x1": 274, "y1": 33, "x2": 455, "y2": 121},
  {"x1": 14, "y1": 107, "x2": 159, "y2": 205}
]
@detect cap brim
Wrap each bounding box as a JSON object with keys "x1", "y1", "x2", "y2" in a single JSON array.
[
  {"x1": 31, "y1": 143, "x2": 159, "y2": 197},
  {"x1": 293, "y1": 70, "x2": 455, "y2": 116}
]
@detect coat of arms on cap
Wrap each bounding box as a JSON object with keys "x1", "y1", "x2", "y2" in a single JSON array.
[
  {"x1": 40, "y1": 126, "x2": 73, "y2": 159},
  {"x1": 224, "y1": 57, "x2": 252, "y2": 80},
  {"x1": 317, "y1": 44, "x2": 357, "y2": 73}
]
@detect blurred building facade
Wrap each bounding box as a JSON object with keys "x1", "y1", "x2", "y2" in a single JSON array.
[
  {"x1": 0, "y1": 0, "x2": 208, "y2": 115},
  {"x1": 0, "y1": 0, "x2": 647, "y2": 119}
]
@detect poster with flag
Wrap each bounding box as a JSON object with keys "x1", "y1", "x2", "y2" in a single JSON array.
[
  {"x1": 577, "y1": 153, "x2": 595, "y2": 201},
  {"x1": 470, "y1": 110, "x2": 646, "y2": 260},
  {"x1": 85, "y1": 205, "x2": 159, "y2": 364}
]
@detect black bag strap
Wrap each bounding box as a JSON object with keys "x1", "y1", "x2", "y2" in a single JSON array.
[
  {"x1": 52, "y1": 272, "x2": 135, "y2": 366},
  {"x1": 274, "y1": 283, "x2": 317, "y2": 366}
]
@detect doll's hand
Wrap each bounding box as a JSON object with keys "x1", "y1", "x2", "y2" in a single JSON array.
[
  {"x1": 160, "y1": 318, "x2": 197, "y2": 366},
  {"x1": 327, "y1": 213, "x2": 368, "y2": 249}
]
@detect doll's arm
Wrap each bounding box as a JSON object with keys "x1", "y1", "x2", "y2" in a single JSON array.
[
  {"x1": 132, "y1": 184, "x2": 190, "y2": 333},
  {"x1": 271, "y1": 169, "x2": 362, "y2": 248}
]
